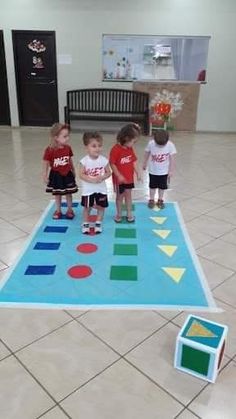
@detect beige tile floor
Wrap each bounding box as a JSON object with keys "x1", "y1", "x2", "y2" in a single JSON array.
[{"x1": 0, "y1": 126, "x2": 236, "y2": 419}]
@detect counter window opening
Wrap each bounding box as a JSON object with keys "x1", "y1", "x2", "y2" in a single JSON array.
[{"x1": 102, "y1": 35, "x2": 210, "y2": 83}]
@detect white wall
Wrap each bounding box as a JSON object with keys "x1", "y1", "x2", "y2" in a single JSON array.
[{"x1": 1, "y1": 0, "x2": 236, "y2": 131}]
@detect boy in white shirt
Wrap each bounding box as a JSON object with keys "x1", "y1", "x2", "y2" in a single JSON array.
[
  {"x1": 143, "y1": 130, "x2": 176, "y2": 209},
  {"x1": 79, "y1": 132, "x2": 111, "y2": 233}
]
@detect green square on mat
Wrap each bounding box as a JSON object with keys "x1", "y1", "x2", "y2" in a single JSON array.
[
  {"x1": 181, "y1": 344, "x2": 210, "y2": 376},
  {"x1": 115, "y1": 228, "x2": 136, "y2": 238},
  {"x1": 122, "y1": 203, "x2": 135, "y2": 210},
  {"x1": 113, "y1": 244, "x2": 138, "y2": 256},
  {"x1": 110, "y1": 266, "x2": 138, "y2": 281}
]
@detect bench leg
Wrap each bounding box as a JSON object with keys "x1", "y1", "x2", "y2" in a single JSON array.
[
  {"x1": 64, "y1": 106, "x2": 69, "y2": 126},
  {"x1": 143, "y1": 118, "x2": 150, "y2": 136}
]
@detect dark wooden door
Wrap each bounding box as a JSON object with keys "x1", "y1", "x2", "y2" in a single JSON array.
[
  {"x1": 0, "y1": 31, "x2": 11, "y2": 125},
  {"x1": 12, "y1": 30, "x2": 59, "y2": 126}
]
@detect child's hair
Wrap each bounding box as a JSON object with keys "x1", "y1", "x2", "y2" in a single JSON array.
[
  {"x1": 153, "y1": 129, "x2": 169, "y2": 146},
  {"x1": 50, "y1": 123, "x2": 70, "y2": 147},
  {"x1": 82, "y1": 131, "x2": 103, "y2": 146},
  {"x1": 116, "y1": 123, "x2": 141, "y2": 145}
]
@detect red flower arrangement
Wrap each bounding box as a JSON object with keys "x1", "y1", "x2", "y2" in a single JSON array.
[{"x1": 150, "y1": 102, "x2": 172, "y2": 131}]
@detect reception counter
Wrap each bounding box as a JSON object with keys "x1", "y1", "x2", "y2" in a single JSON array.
[{"x1": 133, "y1": 81, "x2": 201, "y2": 131}]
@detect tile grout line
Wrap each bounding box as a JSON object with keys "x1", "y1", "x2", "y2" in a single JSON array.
[
  {"x1": 182, "y1": 356, "x2": 233, "y2": 414},
  {"x1": 0, "y1": 339, "x2": 72, "y2": 419},
  {"x1": 4, "y1": 317, "x2": 75, "y2": 356},
  {"x1": 76, "y1": 317, "x2": 190, "y2": 409},
  {"x1": 76, "y1": 314, "x2": 171, "y2": 358}
]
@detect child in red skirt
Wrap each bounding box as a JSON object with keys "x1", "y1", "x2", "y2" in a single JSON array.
[{"x1": 42, "y1": 123, "x2": 78, "y2": 219}]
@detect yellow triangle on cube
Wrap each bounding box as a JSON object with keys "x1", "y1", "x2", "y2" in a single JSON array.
[
  {"x1": 150, "y1": 216, "x2": 167, "y2": 225},
  {"x1": 162, "y1": 267, "x2": 185, "y2": 283},
  {"x1": 186, "y1": 320, "x2": 217, "y2": 338},
  {"x1": 153, "y1": 229, "x2": 171, "y2": 239},
  {"x1": 158, "y1": 245, "x2": 177, "y2": 257}
]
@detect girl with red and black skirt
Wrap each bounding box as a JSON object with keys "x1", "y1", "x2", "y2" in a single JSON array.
[{"x1": 42, "y1": 123, "x2": 78, "y2": 219}]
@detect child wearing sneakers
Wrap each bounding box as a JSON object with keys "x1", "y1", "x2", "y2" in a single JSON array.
[
  {"x1": 42, "y1": 123, "x2": 78, "y2": 219},
  {"x1": 79, "y1": 132, "x2": 111, "y2": 234},
  {"x1": 142, "y1": 129, "x2": 176, "y2": 209}
]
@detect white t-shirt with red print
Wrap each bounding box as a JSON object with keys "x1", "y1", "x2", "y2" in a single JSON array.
[
  {"x1": 80, "y1": 155, "x2": 109, "y2": 196},
  {"x1": 145, "y1": 139, "x2": 177, "y2": 175}
]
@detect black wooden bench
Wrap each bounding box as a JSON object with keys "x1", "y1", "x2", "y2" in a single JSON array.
[{"x1": 64, "y1": 88, "x2": 149, "y2": 134}]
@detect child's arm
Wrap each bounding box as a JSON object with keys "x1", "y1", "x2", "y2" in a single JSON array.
[
  {"x1": 142, "y1": 151, "x2": 150, "y2": 170},
  {"x1": 94, "y1": 163, "x2": 112, "y2": 183},
  {"x1": 134, "y1": 161, "x2": 142, "y2": 181},
  {"x1": 69, "y1": 157, "x2": 76, "y2": 177},
  {"x1": 102, "y1": 163, "x2": 112, "y2": 181},
  {"x1": 110, "y1": 163, "x2": 126, "y2": 183},
  {"x1": 79, "y1": 163, "x2": 98, "y2": 183},
  {"x1": 79, "y1": 163, "x2": 111, "y2": 184},
  {"x1": 168, "y1": 154, "x2": 175, "y2": 179},
  {"x1": 42, "y1": 160, "x2": 50, "y2": 184}
]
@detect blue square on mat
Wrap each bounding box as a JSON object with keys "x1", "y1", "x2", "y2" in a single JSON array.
[
  {"x1": 25, "y1": 265, "x2": 56, "y2": 275},
  {"x1": 34, "y1": 242, "x2": 60, "y2": 250},
  {"x1": 44, "y1": 226, "x2": 68, "y2": 233},
  {"x1": 61, "y1": 202, "x2": 79, "y2": 207}
]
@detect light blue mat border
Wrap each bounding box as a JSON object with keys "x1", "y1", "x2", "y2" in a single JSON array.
[{"x1": 0, "y1": 201, "x2": 220, "y2": 311}]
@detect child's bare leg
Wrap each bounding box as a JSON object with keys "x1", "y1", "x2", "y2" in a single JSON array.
[
  {"x1": 124, "y1": 189, "x2": 133, "y2": 219},
  {"x1": 115, "y1": 192, "x2": 124, "y2": 220},
  {"x1": 81, "y1": 207, "x2": 91, "y2": 233},
  {"x1": 95, "y1": 207, "x2": 105, "y2": 233},
  {"x1": 66, "y1": 194, "x2": 73, "y2": 211},
  {"x1": 83, "y1": 207, "x2": 91, "y2": 222},
  {"x1": 149, "y1": 188, "x2": 156, "y2": 201},
  {"x1": 157, "y1": 189, "x2": 165, "y2": 209},
  {"x1": 158, "y1": 189, "x2": 164, "y2": 201},
  {"x1": 65, "y1": 194, "x2": 75, "y2": 218},
  {"x1": 96, "y1": 206, "x2": 105, "y2": 222},
  {"x1": 55, "y1": 195, "x2": 62, "y2": 212}
]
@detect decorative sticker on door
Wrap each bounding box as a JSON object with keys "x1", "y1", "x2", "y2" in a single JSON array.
[
  {"x1": 27, "y1": 39, "x2": 46, "y2": 53},
  {"x1": 32, "y1": 56, "x2": 44, "y2": 69}
]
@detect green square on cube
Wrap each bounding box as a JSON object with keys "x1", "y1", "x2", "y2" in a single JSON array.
[
  {"x1": 181, "y1": 344, "x2": 210, "y2": 376},
  {"x1": 174, "y1": 315, "x2": 228, "y2": 383}
]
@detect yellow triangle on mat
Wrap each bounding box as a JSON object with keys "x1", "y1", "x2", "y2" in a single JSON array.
[
  {"x1": 186, "y1": 320, "x2": 217, "y2": 338},
  {"x1": 153, "y1": 229, "x2": 171, "y2": 239},
  {"x1": 150, "y1": 216, "x2": 167, "y2": 225},
  {"x1": 153, "y1": 207, "x2": 161, "y2": 212},
  {"x1": 162, "y1": 267, "x2": 185, "y2": 283},
  {"x1": 158, "y1": 245, "x2": 177, "y2": 257}
]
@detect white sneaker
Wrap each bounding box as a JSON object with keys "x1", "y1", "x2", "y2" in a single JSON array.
[
  {"x1": 95, "y1": 222, "x2": 102, "y2": 234},
  {"x1": 82, "y1": 223, "x2": 90, "y2": 234}
]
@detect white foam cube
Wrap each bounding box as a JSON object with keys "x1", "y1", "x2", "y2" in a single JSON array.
[{"x1": 174, "y1": 315, "x2": 228, "y2": 383}]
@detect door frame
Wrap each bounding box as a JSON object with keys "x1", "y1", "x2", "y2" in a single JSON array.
[
  {"x1": 12, "y1": 29, "x2": 59, "y2": 126},
  {"x1": 0, "y1": 30, "x2": 11, "y2": 125}
]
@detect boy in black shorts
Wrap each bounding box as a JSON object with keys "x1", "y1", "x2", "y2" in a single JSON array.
[
  {"x1": 79, "y1": 132, "x2": 111, "y2": 233},
  {"x1": 143, "y1": 130, "x2": 177, "y2": 209}
]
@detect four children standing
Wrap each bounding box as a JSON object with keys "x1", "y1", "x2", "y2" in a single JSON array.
[{"x1": 43, "y1": 122, "x2": 176, "y2": 233}]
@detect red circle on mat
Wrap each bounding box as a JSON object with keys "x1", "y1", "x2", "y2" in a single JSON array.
[
  {"x1": 68, "y1": 265, "x2": 92, "y2": 279},
  {"x1": 77, "y1": 243, "x2": 98, "y2": 253}
]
